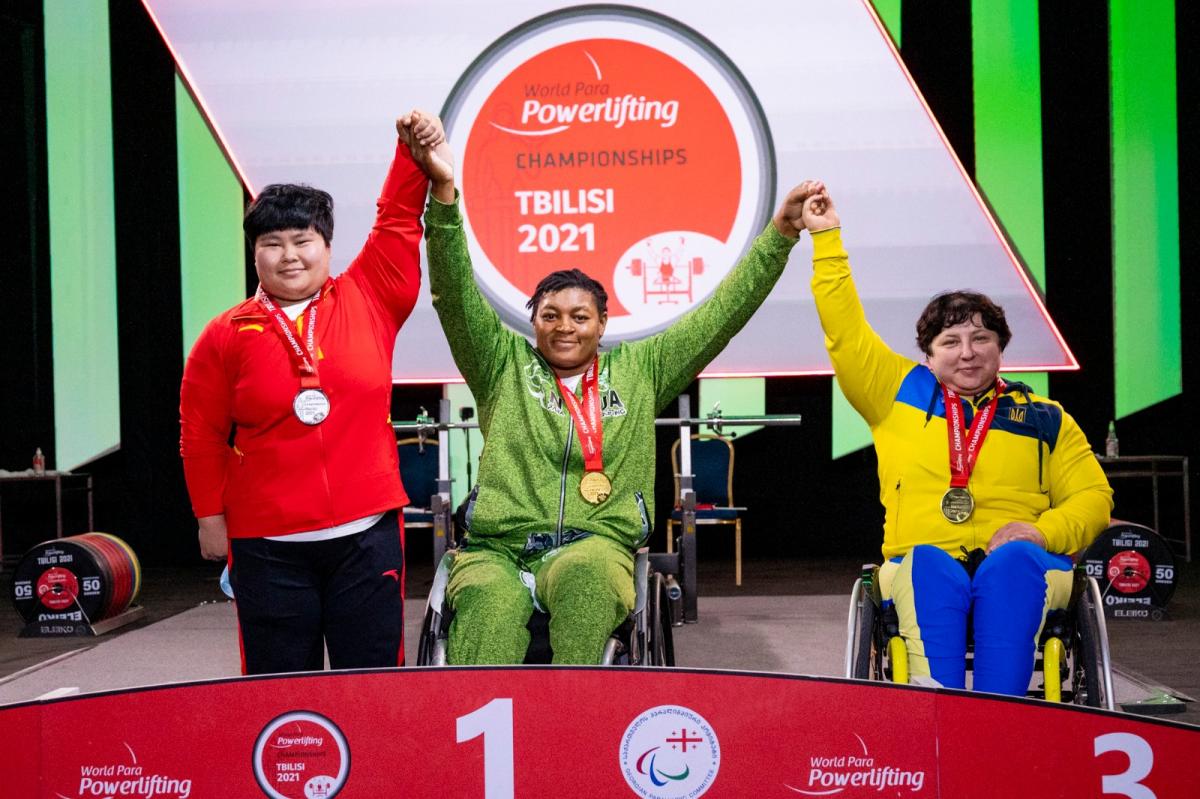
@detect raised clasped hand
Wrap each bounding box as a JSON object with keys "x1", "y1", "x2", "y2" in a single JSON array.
[
  {"x1": 773, "y1": 180, "x2": 826, "y2": 239},
  {"x1": 398, "y1": 109, "x2": 455, "y2": 197}
]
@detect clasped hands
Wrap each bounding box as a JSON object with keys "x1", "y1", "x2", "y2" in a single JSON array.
[
  {"x1": 397, "y1": 110, "x2": 456, "y2": 203},
  {"x1": 773, "y1": 180, "x2": 840, "y2": 239}
]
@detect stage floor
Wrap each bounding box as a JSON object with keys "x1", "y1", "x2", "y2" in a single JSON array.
[{"x1": 1, "y1": 557, "x2": 1196, "y2": 725}]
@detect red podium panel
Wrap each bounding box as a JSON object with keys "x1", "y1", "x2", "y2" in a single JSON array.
[{"x1": 2, "y1": 668, "x2": 1196, "y2": 798}]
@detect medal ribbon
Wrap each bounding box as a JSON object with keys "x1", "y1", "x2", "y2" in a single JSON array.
[
  {"x1": 256, "y1": 283, "x2": 327, "y2": 389},
  {"x1": 555, "y1": 358, "x2": 605, "y2": 474},
  {"x1": 942, "y1": 378, "x2": 1005, "y2": 489}
]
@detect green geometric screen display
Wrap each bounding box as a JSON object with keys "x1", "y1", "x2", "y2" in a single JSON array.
[
  {"x1": 45, "y1": 0, "x2": 121, "y2": 470},
  {"x1": 177, "y1": 75, "x2": 246, "y2": 356}
]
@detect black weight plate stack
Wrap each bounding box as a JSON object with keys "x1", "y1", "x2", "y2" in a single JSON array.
[
  {"x1": 12, "y1": 538, "x2": 111, "y2": 624},
  {"x1": 1082, "y1": 521, "x2": 1177, "y2": 619}
]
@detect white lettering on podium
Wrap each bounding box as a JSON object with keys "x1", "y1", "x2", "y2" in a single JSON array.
[
  {"x1": 457, "y1": 698, "x2": 515, "y2": 799},
  {"x1": 1094, "y1": 732, "x2": 1156, "y2": 799}
]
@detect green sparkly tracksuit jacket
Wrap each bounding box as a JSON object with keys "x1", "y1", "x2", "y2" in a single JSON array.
[{"x1": 425, "y1": 197, "x2": 796, "y2": 555}]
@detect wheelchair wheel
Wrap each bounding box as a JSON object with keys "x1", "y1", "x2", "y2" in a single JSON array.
[
  {"x1": 416, "y1": 551, "x2": 455, "y2": 666},
  {"x1": 845, "y1": 573, "x2": 882, "y2": 680},
  {"x1": 416, "y1": 605, "x2": 438, "y2": 666},
  {"x1": 647, "y1": 572, "x2": 675, "y2": 667},
  {"x1": 416, "y1": 602, "x2": 452, "y2": 666},
  {"x1": 1073, "y1": 576, "x2": 1115, "y2": 709},
  {"x1": 851, "y1": 583, "x2": 876, "y2": 679}
]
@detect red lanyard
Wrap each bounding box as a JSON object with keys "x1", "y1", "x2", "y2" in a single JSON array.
[
  {"x1": 555, "y1": 358, "x2": 604, "y2": 474},
  {"x1": 942, "y1": 378, "x2": 1005, "y2": 488},
  {"x1": 256, "y1": 284, "x2": 326, "y2": 389}
]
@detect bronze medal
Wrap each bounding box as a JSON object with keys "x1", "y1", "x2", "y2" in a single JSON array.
[
  {"x1": 941, "y1": 487, "x2": 974, "y2": 524},
  {"x1": 579, "y1": 471, "x2": 612, "y2": 505}
]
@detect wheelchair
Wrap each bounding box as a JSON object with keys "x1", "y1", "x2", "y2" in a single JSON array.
[
  {"x1": 416, "y1": 546, "x2": 675, "y2": 667},
  {"x1": 844, "y1": 563, "x2": 1115, "y2": 709}
]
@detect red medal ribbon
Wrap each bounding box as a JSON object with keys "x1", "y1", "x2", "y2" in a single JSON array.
[
  {"x1": 942, "y1": 378, "x2": 1005, "y2": 489},
  {"x1": 256, "y1": 283, "x2": 327, "y2": 389},
  {"x1": 555, "y1": 358, "x2": 605, "y2": 474}
]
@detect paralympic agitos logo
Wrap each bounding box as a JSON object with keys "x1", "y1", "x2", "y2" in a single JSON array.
[
  {"x1": 620, "y1": 704, "x2": 721, "y2": 798},
  {"x1": 442, "y1": 4, "x2": 775, "y2": 342}
]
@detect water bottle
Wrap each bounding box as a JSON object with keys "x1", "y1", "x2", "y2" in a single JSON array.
[
  {"x1": 32, "y1": 448, "x2": 45, "y2": 475},
  {"x1": 1104, "y1": 421, "x2": 1119, "y2": 458},
  {"x1": 219, "y1": 565, "x2": 234, "y2": 598}
]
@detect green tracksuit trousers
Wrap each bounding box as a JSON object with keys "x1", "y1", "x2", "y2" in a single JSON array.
[{"x1": 446, "y1": 534, "x2": 635, "y2": 665}]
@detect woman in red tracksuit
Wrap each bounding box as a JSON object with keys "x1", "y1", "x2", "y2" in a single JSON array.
[{"x1": 179, "y1": 112, "x2": 439, "y2": 674}]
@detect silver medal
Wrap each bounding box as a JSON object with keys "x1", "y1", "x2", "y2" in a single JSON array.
[{"x1": 293, "y1": 388, "x2": 331, "y2": 425}]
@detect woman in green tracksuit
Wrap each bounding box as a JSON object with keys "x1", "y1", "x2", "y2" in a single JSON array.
[{"x1": 401, "y1": 115, "x2": 816, "y2": 663}]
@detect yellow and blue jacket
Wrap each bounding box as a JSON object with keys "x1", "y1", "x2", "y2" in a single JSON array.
[{"x1": 811, "y1": 228, "x2": 1113, "y2": 559}]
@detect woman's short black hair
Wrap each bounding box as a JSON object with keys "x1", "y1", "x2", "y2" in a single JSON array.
[
  {"x1": 915, "y1": 291, "x2": 1012, "y2": 354},
  {"x1": 244, "y1": 184, "x2": 334, "y2": 245},
  {"x1": 526, "y1": 269, "x2": 608, "y2": 321}
]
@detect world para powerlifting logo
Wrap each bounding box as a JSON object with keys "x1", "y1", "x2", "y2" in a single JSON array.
[
  {"x1": 442, "y1": 4, "x2": 775, "y2": 342},
  {"x1": 252, "y1": 711, "x2": 350, "y2": 799},
  {"x1": 64, "y1": 742, "x2": 193, "y2": 799},
  {"x1": 786, "y1": 733, "x2": 929, "y2": 795}
]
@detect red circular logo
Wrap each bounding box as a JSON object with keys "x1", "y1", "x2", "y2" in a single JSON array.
[
  {"x1": 1107, "y1": 550, "x2": 1151, "y2": 594},
  {"x1": 445, "y1": 7, "x2": 773, "y2": 341},
  {"x1": 36, "y1": 567, "x2": 79, "y2": 610},
  {"x1": 253, "y1": 711, "x2": 350, "y2": 799}
]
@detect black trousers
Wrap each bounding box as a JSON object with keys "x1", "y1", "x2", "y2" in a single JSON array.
[{"x1": 229, "y1": 511, "x2": 405, "y2": 675}]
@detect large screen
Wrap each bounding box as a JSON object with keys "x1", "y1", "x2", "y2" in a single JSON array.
[{"x1": 144, "y1": 0, "x2": 1075, "y2": 381}]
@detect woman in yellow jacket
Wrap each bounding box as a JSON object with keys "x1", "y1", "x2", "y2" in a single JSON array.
[{"x1": 799, "y1": 186, "x2": 1112, "y2": 695}]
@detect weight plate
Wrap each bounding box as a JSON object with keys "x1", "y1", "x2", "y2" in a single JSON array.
[
  {"x1": 1082, "y1": 522, "x2": 1177, "y2": 617},
  {"x1": 35, "y1": 567, "x2": 79, "y2": 612},
  {"x1": 73, "y1": 535, "x2": 119, "y2": 620},
  {"x1": 93, "y1": 532, "x2": 141, "y2": 606},
  {"x1": 80, "y1": 533, "x2": 130, "y2": 617},
  {"x1": 12, "y1": 539, "x2": 109, "y2": 624},
  {"x1": 1107, "y1": 550, "x2": 1149, "y2": 594}
]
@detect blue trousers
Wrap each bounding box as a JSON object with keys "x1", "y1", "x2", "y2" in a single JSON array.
[
  {"x1": 229, "y1": 511, "x2": 405, "y2": 675},
  {"x1": 883, "y1": 541, "x2": 1074, "y2": 695}
]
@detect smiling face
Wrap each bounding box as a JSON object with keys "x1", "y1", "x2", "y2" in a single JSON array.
[
  {"x1": 532, "y1": 288, "x2": 607, "y2": 377},
  {"x1": 253, "y1": 227, "x2": 331, "y2": 303},
  {"x1": 926, "y1": 314, "x2": 1004, "y2": 396}
]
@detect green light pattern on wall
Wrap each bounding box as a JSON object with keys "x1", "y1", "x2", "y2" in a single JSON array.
[
  {"x1": 972, "y1": 0, "x2": 1048, "y2": 399},
  {"x1": 45, "y1": 0, "x2": 121, "y2": 470},
  {"x1": 177, "y1": 76, "x2": 247, "y2": 356},
  {"x1": 971, "y1": 0, "x2": 1045, "y2": 289},
  {"x1": 1110, "y1": 0, "x2": 1181, "y2": 417},
  {"x1": 699, "y1": 377, "x2": 764, "y2": 438},
  {"x1": 871, "y1": 0, "x2": 901, "y2": 46},
  {"x1": 832, "y1": 380, "x2": 871, "y2": 460}
]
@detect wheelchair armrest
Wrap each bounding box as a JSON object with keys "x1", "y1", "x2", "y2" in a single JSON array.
[
  {"x1": 633, "y1": 547, "x2": 650, "y2": 616},
  {"x1": 427, "y1": 550, "x2": 457, "y2": 613}
]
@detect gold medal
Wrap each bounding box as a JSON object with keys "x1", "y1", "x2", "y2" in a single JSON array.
[
  {"x1": 579, "y1": 471, "x2": 612, "y2": 505},
  {"x1": 941, "y1": 487, "x2": 974, "y2": 524}
]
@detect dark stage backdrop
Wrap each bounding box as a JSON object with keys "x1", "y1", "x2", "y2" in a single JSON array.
[{"x1": 2, "y1": 0, "x2": 1195, "y2": 566}]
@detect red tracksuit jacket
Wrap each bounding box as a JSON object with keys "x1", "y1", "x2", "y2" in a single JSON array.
[{"x1": 180, "y1": 143, "x2": 427, "y2": 538}]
